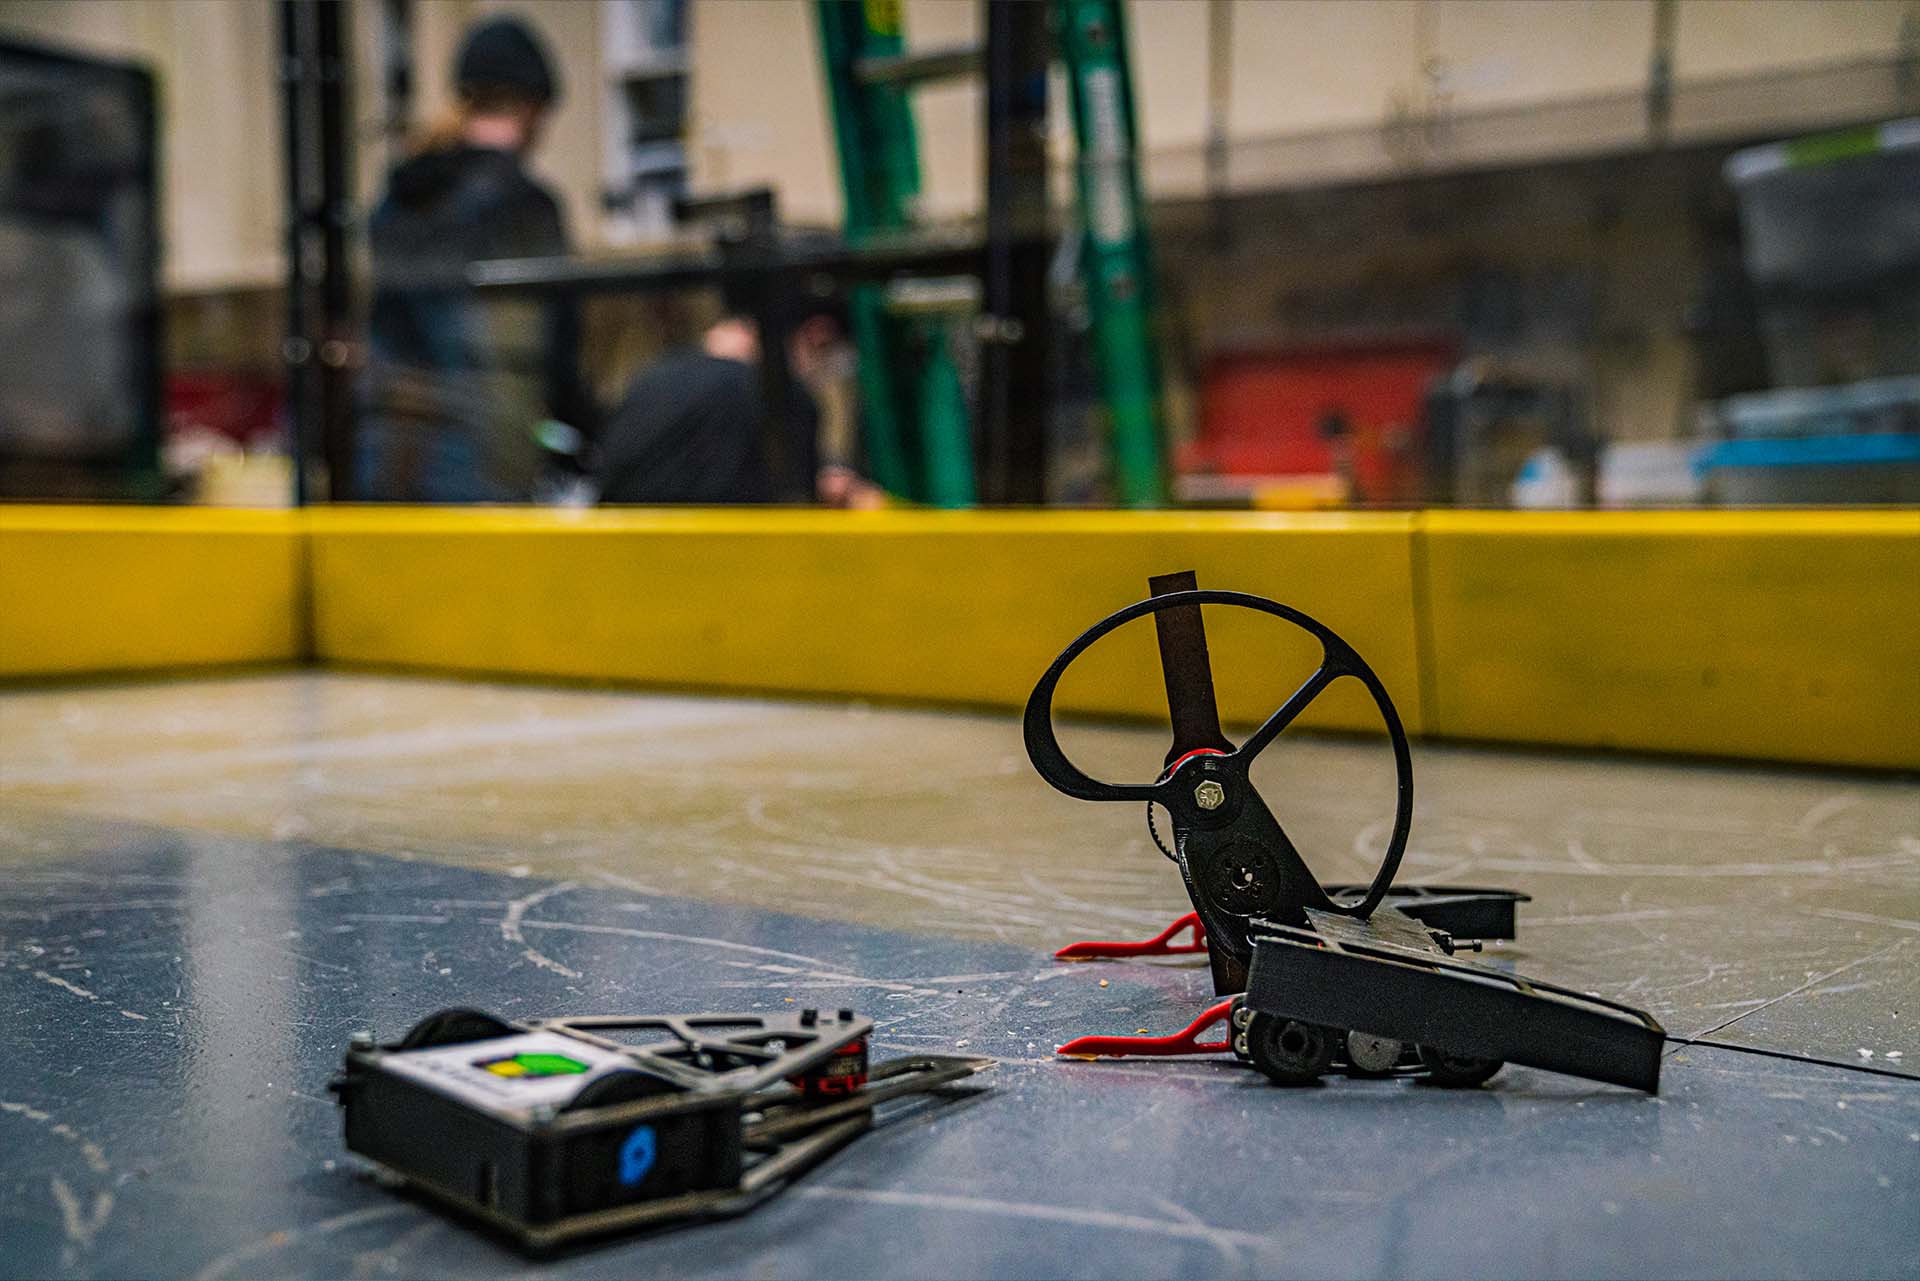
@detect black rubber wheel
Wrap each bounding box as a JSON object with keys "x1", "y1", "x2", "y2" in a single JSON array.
[
  {"x1": 1417, "y1": 1044, "x2": 1503, "y2": 1087},
  {"x1": 1342, "y1": 1030, "x2": 1406, "y2": 1077},
  {"x1": 1245, "y1": 1013, "x2": 1336, "y2": 1085},
  {"x1": 396, "y1": 1007, "x2": 515, "y2": 1050}
]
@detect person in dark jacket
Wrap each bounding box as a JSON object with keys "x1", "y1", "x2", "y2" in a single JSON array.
[
  {"x1": 596, "y1": 299, "x2": 882, "y2": 507},
  {"x1": 356, "y1": 16, "x2": 595, "y2": 502}
]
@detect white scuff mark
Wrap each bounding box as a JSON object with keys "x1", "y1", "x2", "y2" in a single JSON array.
[
  {"x1": 802, "y1": 859, "x2": 1052, "y2": 932},
  {"x1": 1859, "y1": 1048, "x2": 1876, "y2": 1060},
  {"x1": 1888, "y1": 1051, "x2": 1905, "y2": 1060},
  {"x1": 791, "y1": 1184, "x2": 1288, "y2": 1265},
  {"x1": 1806, "y1": 907, "x2": 1920, "y2": 933},
  {"x1": 348, "y1": 1215, "x2": 445, "y2": 1281},
  {"x1": 1468, "y1": 852, "x2": 1918, "y2": 879},
  {"x1": 339, "y1": 913, "x2": 450, "y2": 925},
  {"x1": 586, "y1": 865, "x2": 666, "y2": 896},
  {"x1": 1693, "y1": 997, "x2": 1772, "y2": 1012},
  {"x1": 1025, "y1": 966, "x2": 1081, "y2": 984},
  {"x1": 118, "y1": 1009, "x2": 148, "y2": 1021},
  {"x1": 1565, "y1": 838, "x2": 1608, "y2": 873},
  {"x1": 1526, "y1": 906, "x2": 1721, "y2": 928},
  {"x1": 1686, "y1": 938, "x2": 1910, "y2": 1042},
  {"x1": 1401, "y1": 856, "x2": 1482, "y2": 884},
  {"x1": 1017, "y1": 870, "x2": 1176, "y2": 930},
  {"x1": 1139, "y1": 1191, "x2": 1250, "y2": 1277},
  {"x1": 919, "y1": 916, "x2": 1016, "y2": 942},
  {"x1": 517, "y1": 917, "x2": 836, "y2": 970},
  {"x1": 2, "y1": 898, "x2": 190, "y2": 917},
  {"x1": 259, "y1": 945, "x2": 352, "y2": 974},
  {"x1": 1795, "y1": 792, "x2": 1860, "y2": 835},
  {"x1": 499, "y1": 881, "x2": 582, "y2": 979},
  {"x1": 50, "y1": 1177, "x2": 113, "y2": 1248},
  {"x1": 48, "y1": 1124, "x2": 109, "y2": 1173},
  {"x1": 33, "y1": 970, "x2": 97, "y2": 1001},
  {"x1": 1351, "y1": 817, "x2": 1394, "y2": 861},
  {"x1": 9, "y1": 870, "x2": 192, "y2": 889},
  {"x1": 191, "y1": 1204, "x2": 417, "y2": 1281},
  {"x1": 920, "y1": 971, "x2": 1025, "y2": 986},
  {"x1": 9, "y1": 698, "x2": 762, "y2": 789},
  {"x1": 703, "y1": 960, "x2": 943, "y2": 997},
  {"x1": 3, "y1": 1101, "x2": 110, "y2": 1173}
]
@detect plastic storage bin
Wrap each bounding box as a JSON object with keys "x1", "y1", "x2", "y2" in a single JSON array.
[
  {"x1": 1727, "y1": 120, "x2": 1920, "y2": 385},
  {"x1": 1727, "y1": 119, "x2": 1920, "y2": 290},
  {"x1": 1696, "y1": 433, "x2": 1920, "y2": 505}
]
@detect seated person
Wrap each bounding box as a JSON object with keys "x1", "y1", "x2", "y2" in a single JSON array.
[{"x1": 596, "y1": 298, "x2": 879, "y2": 506}]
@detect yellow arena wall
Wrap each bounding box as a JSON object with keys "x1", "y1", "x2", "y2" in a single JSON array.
[{"x1": 2, "y1": 505, "x2": 1915, "y2": 769}]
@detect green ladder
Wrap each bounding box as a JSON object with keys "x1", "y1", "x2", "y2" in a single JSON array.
[{"x1": 814, "y1": 0, "x2": 1165, "y2": 507}]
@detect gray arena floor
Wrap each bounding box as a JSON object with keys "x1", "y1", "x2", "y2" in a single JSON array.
[{"x1": 3, "y1": 673, "x2": 1916, "y2": 1278}]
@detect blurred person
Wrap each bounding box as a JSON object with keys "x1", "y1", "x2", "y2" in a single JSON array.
[
  {"x1": 596, "y1": 298, "x2": 883, "y2": 506},
  {"x1": 357, "y1": 15, "x2": 595, "y2": 502}
]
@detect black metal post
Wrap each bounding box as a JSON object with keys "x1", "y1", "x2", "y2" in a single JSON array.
[
  {"x1": 128, "y1": 59, "x2": 165, "y2": 489},
  {"x1": 279, "y1": 0, "x2": 316, "y2": 506},
  {"x1": 279, "y1": 0, "x2": 353, "y2": 505},
  {"x1": 314, "y1": 0, "x2": 355, "y2": 499},
  {"x1": 981, "y1": 0, "x2": 1051, "y2": 505}
]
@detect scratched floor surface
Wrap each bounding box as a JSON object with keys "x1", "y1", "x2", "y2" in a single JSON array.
[{"x1": 2, "y1": 673, "x2": 1917, "y2": 1279}]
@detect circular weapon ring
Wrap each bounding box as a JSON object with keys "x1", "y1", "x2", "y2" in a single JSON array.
[{"x1": 1022, "y1": 589, "x2": 1414, "y2": 920}]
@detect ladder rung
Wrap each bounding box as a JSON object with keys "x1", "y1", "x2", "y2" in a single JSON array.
[
  {"x1": 854, "y1": 44, "x2": 982, "y2": 87},
  {"x1": 883, "y1": 276, "x2": 981, "y2": 315}
]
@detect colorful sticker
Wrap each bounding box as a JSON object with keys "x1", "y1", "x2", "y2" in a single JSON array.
[{"x1": 477, "y1": 1051, "x2": 590, "y2": 1079}]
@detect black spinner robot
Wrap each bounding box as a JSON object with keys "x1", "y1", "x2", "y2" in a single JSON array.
[
  {"x1": 333, "y1": 1005, "x2": 989, "y2": 1249},
  {"x1": 1024, "y1": 571, "x2": 1664, "y2": 1092}
]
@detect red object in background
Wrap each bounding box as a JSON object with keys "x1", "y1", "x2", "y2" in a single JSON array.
[
  {"x1": 166, "y1": 371, "x2": 283, "y2": 446},
  {"x1": 1182, "y1": 339, "x2": 1453, "y2": 505}
]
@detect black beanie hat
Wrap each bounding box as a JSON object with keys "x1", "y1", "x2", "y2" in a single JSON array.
[{"x1": 455, "y1": 16, "x2": 560, "y2": 105}]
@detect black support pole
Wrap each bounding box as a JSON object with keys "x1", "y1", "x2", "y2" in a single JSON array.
[
  {"x1": 279, "y1": 0, "x2": 315, "y2": 505},
  {"x1": 278, "y1": 0, "x2": 354, "y2": 505},
  {"x1": 981, "y1": 0, "x2": 1052, "y2": 505},
  {"x1": 315, "y1": 0, "x2": 355, "y2": 500}
]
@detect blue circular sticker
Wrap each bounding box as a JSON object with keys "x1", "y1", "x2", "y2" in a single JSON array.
[{"x1": 618, "y1": 1124, "x2": 657, "y2": 1187}]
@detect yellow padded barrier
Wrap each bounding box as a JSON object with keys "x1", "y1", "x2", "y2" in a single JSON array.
[
  {"x1": 1418, "y1": 510, "x2": 1920, "y2": 770},
  {"x1": 0, "y1": 507, "x2": 304, "y2": 677},
  {"x1": 6, "y1": 504, "x2": 1914, "y2": 768},
  {"x1": 307, "y1": 508, "x2": 1423, "y2": 735}
]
